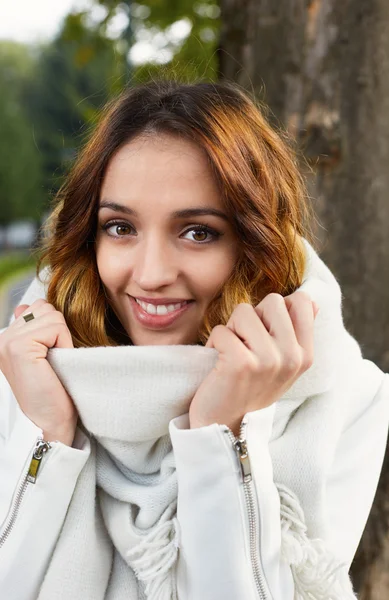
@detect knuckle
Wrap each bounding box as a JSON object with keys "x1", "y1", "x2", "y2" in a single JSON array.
[
  {"x1": 258, "y1": 293, "x2": 285, "y2": 313},
  {"x1": 259, "y1": 353, "x2": 280, "y2": 374},
  {"x1": 54, "y1": 310, "x2": 66, "y2": 321},
  {"x1": 30, "y1": 298, "x2": 50, "y2": 309},
  {"x1": 233, "y1": 303, "x2": 254, "y2": 316},
  {"x1": 208, "y1": 324, "x2": 226, "y2": 344},
  {"x1": 39, "y1": 303, "x2": 57, "y2": 315},
  {"x1": 52, "y1": 319, "x2": 69, "y2": 331},
  {"x1": 266, "y1": 293, "x2": 285, "y2": 305},
  {"x1": 212, "y1": 324, "x2": 226, "y2": 336},
  {"x1": 18, "y1": 300, "x2": 55, "y2": 320},
  {"x1": 234, "y1": 354, "x2": 259, "y2": 376},
  {"x1": 290, "y1": 290, "x2": 312, "y2": 306},
  {"x1": 45, "y1": 303, "x2": 57, "y2": 312},
  {"x1": 301, "y1": 352, "x2": 314, "y2": 371},
  {"x1": 44, "y1": 309, "x2": 66, "y2": 324},
  {"x1": 294, "y1": 290, "x2": 311, "y2": 301},
  {"x1": 281, "y1": 352, "x2": 301, "y2": 375}
]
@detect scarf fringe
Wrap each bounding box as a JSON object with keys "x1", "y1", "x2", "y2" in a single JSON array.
[
  {"x1": 126, "y1": 515, "x2": 180, "y2": 600},
  {"x1": 276, "y1": 483, "x2": 358, "y2": 600},
  {"x1": 125, "y1": 481, "x2": 357, "y2": 600}
]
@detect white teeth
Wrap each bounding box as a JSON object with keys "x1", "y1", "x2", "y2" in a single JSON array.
[
  {"x1": 135, "y1": 298, "x2": 187, "y2": 315},
  {"x1": 145, "y1": 303, "x2": 157, "y2": 315},
  {"x1": 156, "y1": 305, "x2": 168, "y2": 315}
]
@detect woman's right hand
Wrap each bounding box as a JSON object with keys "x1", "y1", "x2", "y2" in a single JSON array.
[{"x1": 0, "y1": 299, "x2": 78, "y2": 446}]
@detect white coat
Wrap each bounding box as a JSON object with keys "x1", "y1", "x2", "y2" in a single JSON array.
[{"x1": 0, "y1": 240, "x2": 388, "y2": 599}]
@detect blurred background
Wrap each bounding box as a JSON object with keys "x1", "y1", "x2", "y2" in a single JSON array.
[
  {"x1": 0, "y1": 0, "x2": 220, "y2": 326},
  {"x1": 1, "y1": 1, "x2": 389, "y2": 596}
]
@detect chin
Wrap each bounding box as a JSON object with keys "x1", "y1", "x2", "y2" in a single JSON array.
[{"x1": 130, "y1": 330, "x2": 197, "y2": 347}]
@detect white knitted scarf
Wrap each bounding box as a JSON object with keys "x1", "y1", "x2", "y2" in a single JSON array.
[{"x1": 14, "y1": 240, "x2": 358, "y2": 599}]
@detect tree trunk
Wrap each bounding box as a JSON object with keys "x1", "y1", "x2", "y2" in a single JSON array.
[{"x1": 219, "y1": 0, "x2": 389, "y2": 596}]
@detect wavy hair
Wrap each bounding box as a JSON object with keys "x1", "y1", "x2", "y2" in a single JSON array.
[{"x1": 36, "y1": 79, "x2": 314, "y2": 347}]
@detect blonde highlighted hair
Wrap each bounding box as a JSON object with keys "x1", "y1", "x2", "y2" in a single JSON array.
[{"x1": 36, "y1": 79, "x2": 314, "y2": 347}]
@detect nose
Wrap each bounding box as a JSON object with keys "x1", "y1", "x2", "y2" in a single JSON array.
[{"x1": 131, "y1": 235, "x2": 178, "y2": 291}]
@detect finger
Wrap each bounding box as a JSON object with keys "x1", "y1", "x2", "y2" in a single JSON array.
[
  {"x1": 14, "y1": 304, "x2": 30, "y2": 319},
  {"x1": 22, "y1": 320, "x2": 74, "y2": 350},
  {"x1": 16, "y1": 298, "x2": 48, "y2": 317},
  {"x1": 284, "y1": 291, "x2": 315, "y2": 354},
  {"x1": 225, "y1": 303, "x2": 274, "y2": 355},
  {"x1": 254, "y1": 294, "x2": 297, "y2": 349},
  {"x1": 206, "y1": 323, "x2": 258, "y2": 368},
  {"x1": 13, "y1": 310, "x2": 74, "y2": 349},
  {"x1": 15, "y1": 300, "x2": 55, "y2": 326}
]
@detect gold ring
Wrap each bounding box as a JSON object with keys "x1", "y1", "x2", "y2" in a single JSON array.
[{"x1": 23, "y1": 312, "x2": 35, "y2": 322}]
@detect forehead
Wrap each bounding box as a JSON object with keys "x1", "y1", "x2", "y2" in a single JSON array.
[
  {"x1": 105, "y1": 134, "x2": 212, "y2": 178},
  {"x1": 101, "y1": 134, "x2": 220, "y2": 203}
]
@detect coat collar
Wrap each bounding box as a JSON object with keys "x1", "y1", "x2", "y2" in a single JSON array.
[{"x1": 5, "y1": 239, "x2": 354, "y2": 423}]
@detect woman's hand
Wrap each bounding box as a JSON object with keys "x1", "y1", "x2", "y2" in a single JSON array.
[
  {"x1": 0, "y1": 299, "x2": 78, "y2": 446},
  {"x1": 189, "y1": 291, "x2": 319, "y2": 436}
]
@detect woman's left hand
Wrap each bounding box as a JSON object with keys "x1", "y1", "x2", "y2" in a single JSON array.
[{"x1": 189, "y1": 291, "x2": 319, "y2": 436}]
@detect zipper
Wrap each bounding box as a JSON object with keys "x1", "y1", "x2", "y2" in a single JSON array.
[
  {"x1": 0, "y1": 437, "x2": 52, "y2": 549},
  {"x1": 224, "y1": 418, "x2": 271, "y2": 600}
]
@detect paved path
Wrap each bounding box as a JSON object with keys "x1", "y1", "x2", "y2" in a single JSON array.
[{"x1": 0, "y1": 269, "x2": 36, "y2": 329}]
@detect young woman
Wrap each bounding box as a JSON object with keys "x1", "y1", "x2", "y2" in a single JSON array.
[{"x1": 0, "y1": 80, "x2": 388, "y2": 600}]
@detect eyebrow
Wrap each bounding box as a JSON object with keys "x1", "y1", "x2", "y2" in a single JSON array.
[{"x1": 98, "y1": 200, "x2": 230, "y2": 223}]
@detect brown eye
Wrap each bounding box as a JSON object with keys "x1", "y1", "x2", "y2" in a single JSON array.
[
  {"x1": 192, "y1": 230, "x2": 208, "y2": 242},
  {"x1": 115, "y1": 225, "x2": 130, "y2": 236},
  {"x1": 181, "y1": 224, "x2": 222, "y2": 244},
  {"x1": 101, "y1": 221, "x2": 134, "y2": 238}
]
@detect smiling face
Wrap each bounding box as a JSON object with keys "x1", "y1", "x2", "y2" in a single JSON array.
[{"x1": 95, "y1": 133, "x2": 239, "y2": 346}]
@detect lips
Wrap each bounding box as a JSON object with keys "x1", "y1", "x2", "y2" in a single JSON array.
[
  {"x1": 135, "y1": 298, "x2": 189, "y2": 314},
  {"x1": 133, "y1": 296, "x2": 192, "y2": 305},
  {"x1": 129, "y1": 295, "x2": 194, "y2": 329}
]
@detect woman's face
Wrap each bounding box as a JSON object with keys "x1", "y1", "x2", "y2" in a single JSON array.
[{"x1": 95, "y1": 133, "x2": 239, "y2": 346}]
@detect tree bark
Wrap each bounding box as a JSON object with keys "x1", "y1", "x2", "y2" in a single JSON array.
[{"x1": 219, "y1": 1, "x2": 389, "y2": 596}]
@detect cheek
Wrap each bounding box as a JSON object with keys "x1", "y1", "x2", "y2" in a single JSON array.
[
  {"x1": 95, "y1": 243, "x2": 130, "y2": 291},
  {"x1": 189, "y1": 252, "x2": 236, "y2": 298}
]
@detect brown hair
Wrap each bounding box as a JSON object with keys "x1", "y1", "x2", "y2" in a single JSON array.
[{"x1": 36, "y1": 79, "x2": 314, "y2": 347}]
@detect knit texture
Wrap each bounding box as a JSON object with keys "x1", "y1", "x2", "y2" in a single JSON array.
[
  {"x1": 12, "y1": 239, "x2": 362, "y2": 599},
  {"x1": 39, "y1": 344, "x2": 217, "y2": 600}
]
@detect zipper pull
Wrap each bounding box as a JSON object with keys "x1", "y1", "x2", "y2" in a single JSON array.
[
  {"x1": 27, "y1": 439, "x2": 52, "y2": 484},
  {"x1": 234, "y1": 438, "x2": 252, "y2": 483}
]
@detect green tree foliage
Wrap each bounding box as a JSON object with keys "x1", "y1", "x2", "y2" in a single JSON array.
[
  {"x1": 103, "y1": 0, "x2": 221, "y2": 82},
  {"x1": 138, "y1": 0, "x2": 220, "y2": 82},
  {"x1": 26, "y1": 11, "x2": 128, "y2": 197},
  {"x1": 26, "y1": 0, "x2": 220, "y2": 201},
  {"x1": 0, "y1": 42, "x2": 43, "y2": 225},
  {"x1": 0, "y1": 1, "x2": 220, "y2": 223}
]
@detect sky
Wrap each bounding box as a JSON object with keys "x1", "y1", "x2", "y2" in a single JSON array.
[
  {"x1": 0, "y1": 0, "x2": 192, "y2": 64},
  {"x1": 0, "y1": 0, "x2": 93, "y2": 44}
]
